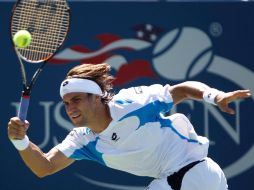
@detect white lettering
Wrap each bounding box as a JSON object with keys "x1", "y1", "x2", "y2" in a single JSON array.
[
  {"x1": 204, "y1": 100, "x2": 242, "y2": 145},
  {"x1": 11, "y1": 101, "x2": 54, "y2": 149},
  {"x1": 171, "y1": 100, "x2": 242, "y2": 145}
]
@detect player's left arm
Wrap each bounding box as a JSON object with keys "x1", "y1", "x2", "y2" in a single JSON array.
[{"x1": 169, "y1": 81, "x2": 252, "y2": 114}]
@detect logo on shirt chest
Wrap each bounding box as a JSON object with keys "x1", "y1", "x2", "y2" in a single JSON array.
[{"x1": 111, "y1": 132, "x2": 120, "y2": 142}]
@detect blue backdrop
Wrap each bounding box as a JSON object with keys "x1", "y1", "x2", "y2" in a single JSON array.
[{"x1": 0, "y1": 1, "x2": 253, "y2": 190}]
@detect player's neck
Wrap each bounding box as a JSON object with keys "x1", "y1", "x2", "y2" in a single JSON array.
[{"x1": 90, "y1": 104, "x2": 112, "y2": 134}]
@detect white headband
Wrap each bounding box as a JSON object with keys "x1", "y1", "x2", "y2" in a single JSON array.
[{"x1": 60, "y1": 78, "x2": 103, "y2": 98}]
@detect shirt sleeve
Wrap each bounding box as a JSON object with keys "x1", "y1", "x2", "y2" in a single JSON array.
[{"x1": 55, "y1": 127, "x2": 89, "y2": 159}]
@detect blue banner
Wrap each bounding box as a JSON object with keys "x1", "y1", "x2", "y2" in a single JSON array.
[{"x1": 0, "y1": 2, "x2": 253, "y2": 190}]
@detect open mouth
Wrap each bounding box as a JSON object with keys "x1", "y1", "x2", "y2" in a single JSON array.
[{"x1": 71, "y1": 114, "x2": 81, "y2": 120}]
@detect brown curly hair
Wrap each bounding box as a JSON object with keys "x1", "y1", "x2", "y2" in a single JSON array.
[{"x1": 65, "y1": 63, "x2": 115, "y2": 103}]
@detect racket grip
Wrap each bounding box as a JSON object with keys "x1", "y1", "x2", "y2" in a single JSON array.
[{"x1": 18, "y1": 95, "x2": 30, "y2": 121}]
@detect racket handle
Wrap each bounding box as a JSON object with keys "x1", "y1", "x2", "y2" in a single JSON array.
[{"x1": 18, "y1": 95, "x2": 30, "y2": 121}]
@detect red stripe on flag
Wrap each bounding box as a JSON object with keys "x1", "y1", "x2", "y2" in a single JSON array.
[{"x1": 113, "y1": 60, "x2": 158, "y2": 86}]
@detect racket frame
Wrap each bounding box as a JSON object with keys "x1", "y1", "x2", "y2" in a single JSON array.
[{"x1": 10, "y1": 0, "x2": 71, "y2": 121}]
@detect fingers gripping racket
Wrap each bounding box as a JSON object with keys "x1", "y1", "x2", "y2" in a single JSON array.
[{"x1": 11, "y1": 0, "x2": 70, "y2": 121}]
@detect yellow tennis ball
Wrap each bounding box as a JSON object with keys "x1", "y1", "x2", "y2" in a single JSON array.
[{"x1": 13, "y1": 30, "x2": 32, "y2": 48}]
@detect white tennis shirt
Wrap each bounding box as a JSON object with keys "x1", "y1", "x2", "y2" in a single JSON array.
[{"x1": 56, "y1": 84, "x2": 209, "y2": 178}]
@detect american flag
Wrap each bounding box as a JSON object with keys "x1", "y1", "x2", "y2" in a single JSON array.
[{"x1": 50, "y1": 24, "x2": 164, "y2": 86}]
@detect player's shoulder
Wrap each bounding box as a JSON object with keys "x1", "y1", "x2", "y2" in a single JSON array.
[
  {"x1": 109, "y1": 84, "x2": 172, "y2": 120},
  {"x1": 116, "y1": 84, "x2": 168, "y2": 96},
  {"x1": 66, "y1": 127, "x2": 94, "y2": 141}
]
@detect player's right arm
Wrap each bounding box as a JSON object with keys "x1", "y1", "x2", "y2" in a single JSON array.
[{"x1": 8, "y1": 117, "x2": 74, "y2": 178}]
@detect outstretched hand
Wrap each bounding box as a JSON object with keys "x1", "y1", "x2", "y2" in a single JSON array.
[{"x1": 215, "y1": 90, "x2": 252, "y2": 114}]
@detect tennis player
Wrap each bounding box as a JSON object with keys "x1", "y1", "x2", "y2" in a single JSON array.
[{"x1": 8, "y1": 63, "x2": 251, "y2": 190}]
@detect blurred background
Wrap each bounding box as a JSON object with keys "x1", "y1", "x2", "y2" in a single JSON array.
[{"x1": 0, "y1": 0, "x2": 253, "y2": 189}]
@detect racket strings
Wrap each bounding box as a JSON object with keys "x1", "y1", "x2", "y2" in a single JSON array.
[{"x1": 11, "y1": 0, "x2": 70, "y2": 62}]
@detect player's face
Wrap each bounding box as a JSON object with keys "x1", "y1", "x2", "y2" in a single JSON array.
[{"x1": 63, "y1": 92, "x2": 98, "y2": 127}]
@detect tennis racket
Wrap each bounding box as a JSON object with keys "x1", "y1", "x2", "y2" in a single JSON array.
[{"x1": 10, "y1": 0, "x2": 71, "y2": 121}]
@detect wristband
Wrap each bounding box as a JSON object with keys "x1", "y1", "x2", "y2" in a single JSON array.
[
  {"x1": 203, "y1": 88, "x2": 223, "y2": 105},
  {"x1": 10, "y1": 135, "x2": 30, "y2": 151}
]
